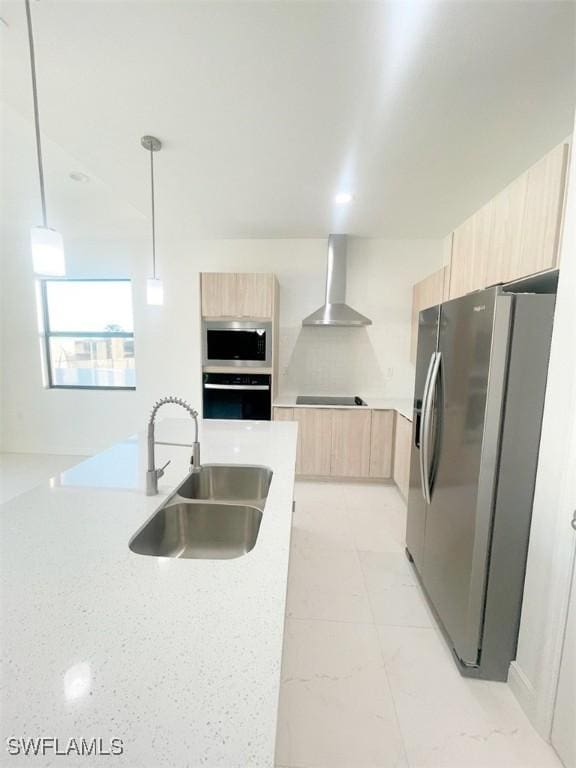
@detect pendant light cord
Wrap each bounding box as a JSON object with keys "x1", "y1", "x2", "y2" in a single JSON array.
[
  {"x1": 149, "y1": 148, "x2": 156, "y2": 279},
  {"x1": 25, "y1": 0, "x2": 47, "y2": 228}
]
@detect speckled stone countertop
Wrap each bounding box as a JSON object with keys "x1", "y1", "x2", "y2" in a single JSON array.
[
  {"x1": 0, "y1": 418, "x2": 297, "y2": 768},
  {"x1": 273, "y1": 394, "x2": 414, "y2": 421}
]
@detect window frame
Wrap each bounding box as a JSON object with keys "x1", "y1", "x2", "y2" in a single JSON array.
[{"x1": 41, "y1": 278, "x2": 136, "y2": 391}]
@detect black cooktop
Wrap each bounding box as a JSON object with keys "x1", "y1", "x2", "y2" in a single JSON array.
[{"x1": 296, "y1": 395, "x2": 367, "y2": 406}]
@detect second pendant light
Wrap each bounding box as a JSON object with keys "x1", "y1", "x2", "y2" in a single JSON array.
[{"x1": 141, "y1": 135, "x2": 163, "y2": 305}]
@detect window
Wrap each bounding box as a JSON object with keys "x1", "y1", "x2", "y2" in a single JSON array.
[{"x1": 42, "y1": 279, "x2": 136, "y2": 389}]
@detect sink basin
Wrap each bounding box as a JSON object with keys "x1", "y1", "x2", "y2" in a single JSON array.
[
  {"x1": 176, "y1": 464, "x2": 273, "y2": 510},
  {"x1": 129, "y1": 501, "x2": 263, "y2": 560}
]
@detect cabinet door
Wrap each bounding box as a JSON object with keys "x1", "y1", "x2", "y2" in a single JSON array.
[
  {"x1": 485, "y1": 174, "x2": 527, "y2": 287},
  {"x1": 330, "y1": 409, "x2": 371, "y2": 478},
  {"x1": 393, "y1": 414, "x2": 412, "y2": 499},
  {"x1": 448, "y1": 202, "x2": 493, "y2": 300},
  {"x1": 411, "y1": 266, "x2": 448, "y2": 363},
  {"x1": 201, "y1": 273, "x2": 238, "y2": 317},
  {"x1": 293, "y1": 408, "x2": 333, "y2": 476},
  {"x1": 273, "y1": 407, "x2": 294, "y2": 421},
  {"x1": 517, "y1": 142, "x2": 569, "y2": 278},
  {"x1": 448, "y1": 216, "x2": 474, "y2": 299},
  {"x1": 236, "y1": 273, "x2": 273, "y2": 318},
  {"x1": 369, "y1": 410, "x2": 395, "y2": 478}
]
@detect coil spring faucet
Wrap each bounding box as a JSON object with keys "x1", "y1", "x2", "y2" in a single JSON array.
[{"x1": 146, "y1": 396, "x2": 200, "y2": 496}]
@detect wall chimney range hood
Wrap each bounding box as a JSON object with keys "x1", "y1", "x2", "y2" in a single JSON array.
[{"x1": 303, "y1": 235, "x2": 372, "y2": 326}]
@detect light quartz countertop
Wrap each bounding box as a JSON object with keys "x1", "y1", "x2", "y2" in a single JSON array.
[
  {"x1": 0, "y1": 418, "x2": 297, "y2": 768},
  {"x1": 273, "y1": 395, "x2": 414, "y2": 421}
]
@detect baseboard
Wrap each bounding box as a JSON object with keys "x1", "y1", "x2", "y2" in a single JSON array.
[
  {"x1": 295, "y1": 475, "x2": 395, "y2": 485},
  {"x1": 508, "y1": 661, "x2": 538, "y2": 728}
]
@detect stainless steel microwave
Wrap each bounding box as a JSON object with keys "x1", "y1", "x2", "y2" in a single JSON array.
[{"x1": 202, "y1": 320, "x2": 273, "y2": 367}]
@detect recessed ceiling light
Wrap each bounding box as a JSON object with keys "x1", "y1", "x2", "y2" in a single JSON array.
[
  {"x1": 334, "y1": 191, "x2": 353, "y2": 205},
  {"x1": 69, "y1": 171, "x2": 90, "y2": 183}
]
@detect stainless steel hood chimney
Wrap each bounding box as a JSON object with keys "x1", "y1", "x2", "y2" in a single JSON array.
[{"x1": 302, "y1": 235, "x2": 372, "y2": 326}]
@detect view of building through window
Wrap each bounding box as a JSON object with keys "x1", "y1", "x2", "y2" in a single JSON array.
[{"x1": 42, "y1": 280, "x2": 136, "y2": 388}]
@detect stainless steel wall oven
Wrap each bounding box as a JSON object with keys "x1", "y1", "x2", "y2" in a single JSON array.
[{"x1": 202, "y1": 373, "x2": 271, "y2": 421}]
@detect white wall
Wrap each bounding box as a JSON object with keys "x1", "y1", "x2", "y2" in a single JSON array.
[
  {"x1": 509, "y1": 127, "x2": 576, "y2": 738},
  {"x1": 0, "y1": 231, "x2": 442, "y2": 455}
]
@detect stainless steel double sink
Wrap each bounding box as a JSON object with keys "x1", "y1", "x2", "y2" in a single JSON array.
[{"x1": 129, "y1": 464, "x2": 273, "y2": 561}]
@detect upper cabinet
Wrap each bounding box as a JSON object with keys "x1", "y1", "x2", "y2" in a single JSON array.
[
  {"x1": 448, "y1": 142, "x2": 569, "y2": 300},
  {"x1": 449, "y1": 200, "x2": 494, "y2": 300},
  {"x1": 201, "y1": 273, "x2": 238, "y2": 317},
  {"x1": 201, "y1": 273, "x2": 275, "y2": 318},
  {"x1": 485, "y1": 174, "x2": 527, "y2": 288},
  {"x1": 516, "y1": 143, "x2": 569, "y2": 278},
  {"x1": 410, "y1": 263, "x2": 449, "y2": 363}
]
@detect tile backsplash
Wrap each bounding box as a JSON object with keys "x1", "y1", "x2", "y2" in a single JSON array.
[{"x1": 279, "y1": 325, "x2": 398, "y2": 398}]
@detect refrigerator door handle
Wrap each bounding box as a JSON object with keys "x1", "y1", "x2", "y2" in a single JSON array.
[
  {"x1": 422, "y1": 351, "x2": 442, "y2": 504},
  {"x1": 419, "y1": 352, "x2": 437, "y2": 502}
]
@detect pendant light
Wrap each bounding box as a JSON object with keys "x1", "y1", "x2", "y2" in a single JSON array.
[
  {"x1": 141, "y1": 135, "x2": 164, "y2": 305},
  {"x1": 25, "y1": 0, "x2": 65, "y2": 276}
]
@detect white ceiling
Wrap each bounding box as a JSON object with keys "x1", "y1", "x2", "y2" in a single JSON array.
[{"x1": 1, "y1": 0, "x2": 575, "y2": 240}]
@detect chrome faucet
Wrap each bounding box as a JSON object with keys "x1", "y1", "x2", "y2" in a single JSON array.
[{"x1": 146, "y1": 395, "x2": 201, "y2": 496}]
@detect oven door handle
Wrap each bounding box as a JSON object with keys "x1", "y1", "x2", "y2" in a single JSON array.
[{"x1": 203, "y1": 384, "x2": 270, "y2": 391}]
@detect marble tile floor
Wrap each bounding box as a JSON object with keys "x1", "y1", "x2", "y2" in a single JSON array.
[{"x1": 275, "y1": 480, "x2": 562, "y2": 768}]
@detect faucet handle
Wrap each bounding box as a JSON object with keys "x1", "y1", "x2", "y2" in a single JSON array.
[
  {"x1": 158, "y1": 459, "x2": 171, "y2": 478},
  {"x1": 190, "y1": 442, "x2": 201, "y2": 469}
]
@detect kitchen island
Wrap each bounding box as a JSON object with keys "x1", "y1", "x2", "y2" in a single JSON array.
[{"x1": 0, "y1": 418, "x2": 298, "y2": 767}]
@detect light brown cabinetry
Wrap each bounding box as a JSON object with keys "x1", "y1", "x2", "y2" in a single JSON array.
[
  {"x1": 485, "y1": 174, "x2": 527, "y2": 288},
  {"x1": 448, "y1": 200, "x2": 494, "y2": 300},
  {"x1": 236, "y1": 273, "x2": 274, "y2": 318},
  {"x1": 292, "y1": 408, "x2": 333, "y2": 477},
  {"x1": 272, "y1": 407, "x2": 294, "y2": 421},
  {"x1": 369, "y1": 410, "x2": 395, "y2": 478},
  {"x1": 331, "y1": 409, "x2": 372, "y2": 477},
  {"x1": 516, "y1": 142, "x2": 569, "y2": 279},
  {"x1": 393, "y1": 414, "x2": 412, "y2": 499},
  {"x1": 273, "y1": 406, "x2": 401, "y2": 481},
  {"x1": 448, "y1": 142, "x2": 569, "y2": 300},
  {"x1": 201, "y1": 272, "x2": 274, "y2": 318},
  {"x1": 200, "y1": 273, "x2": 238, "y2": 317},
  {"x1": 411, "y1": 266, "x2": 449, "y2": 363}
]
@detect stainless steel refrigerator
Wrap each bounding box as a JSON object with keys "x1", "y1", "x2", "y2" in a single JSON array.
[{"x1": 406, "y1": 284, "x2": 555, "y2": 681}]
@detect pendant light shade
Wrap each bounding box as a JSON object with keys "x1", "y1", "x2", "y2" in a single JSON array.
[
  {"x1": 141, "y1": 135, "x2": 163, "y2": 306},
  {"x1": 146, "y1": 277, "x2": 164, "y2": 306},
  {"x1": 25, "y1": 0, "x2": 65, "y2": 276},
  {"x1": 30, "y1": 226, "x2": 65, "y2": 276}
]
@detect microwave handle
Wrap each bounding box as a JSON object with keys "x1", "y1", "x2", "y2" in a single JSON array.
[{"x1": 203, "y1": 384, "x2": 270, "y2": 391}]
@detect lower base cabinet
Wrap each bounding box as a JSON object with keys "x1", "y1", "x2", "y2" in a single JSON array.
[
  {"x1": 293, "y1": 408, "x2": 333, "y2": 476},
  {"x1": 369, "y1": 410, "x2": 395, "y2": 478},
  {"x1": 393, "y1": 414, "x2": 412, "y2": 499},
  {"x1": 273, "y1": 406, "x2": 398, "y2": 481},
  {"x1": 330, "y1": 409, "x2": 372, "y2": 477}
]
